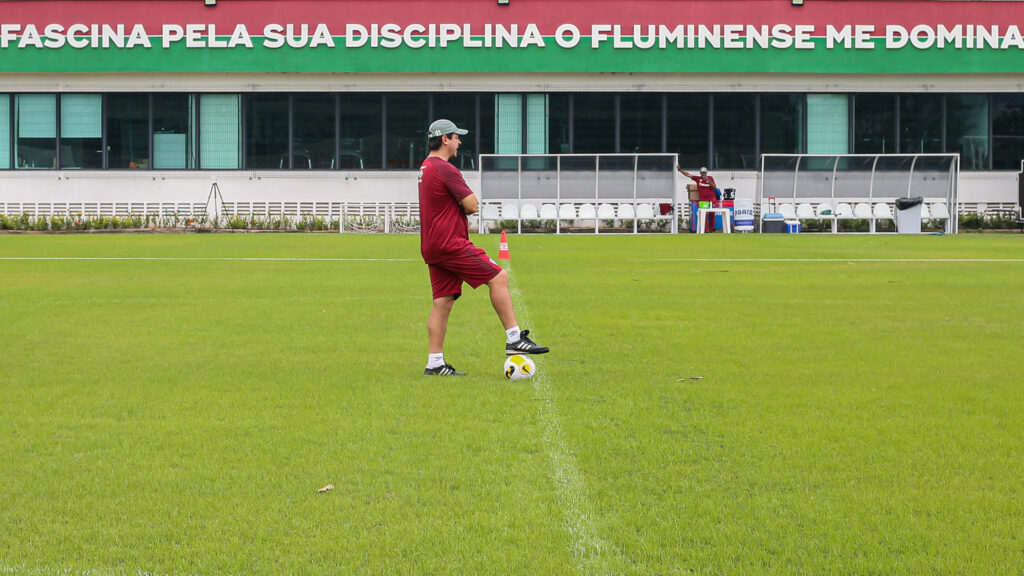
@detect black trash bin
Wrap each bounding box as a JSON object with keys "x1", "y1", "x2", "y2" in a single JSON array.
[{"x1": 895, "y1": 196, "x2": 924, "y2": 233}]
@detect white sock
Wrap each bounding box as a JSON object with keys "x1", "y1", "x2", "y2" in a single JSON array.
[
  {"x1": 426, "y1": 353, "x2": 445, "y2": 369},
  {"x1": 506, "y1": 326, "x2": 521, "y2": 344}
]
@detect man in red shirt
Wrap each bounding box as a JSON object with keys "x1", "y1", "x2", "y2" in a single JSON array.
[
  {"x1": 419, "y1": 119, "x2": 549, "y2": 376},
  {"x1": 677, "y1": 165, "x2": 719, "y2": 233}
]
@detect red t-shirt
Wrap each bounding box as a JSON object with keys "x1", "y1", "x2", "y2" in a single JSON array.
[
  {"x1": 689, "y1": 174, "x2": 718, "y2": 202},
  {"x1": 418, "y1": 156, "x2": 475, "y2": 263}
]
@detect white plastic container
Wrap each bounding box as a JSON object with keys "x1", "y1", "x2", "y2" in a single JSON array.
[{"x1": 733, "y1": 197, "x2": 755, "y2": 233}]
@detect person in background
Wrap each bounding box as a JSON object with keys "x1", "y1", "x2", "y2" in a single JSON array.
[{"x1": 677, "y1": 165, "x2": 719, "y2": 232}]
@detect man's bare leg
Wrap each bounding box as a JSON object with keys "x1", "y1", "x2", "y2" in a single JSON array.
[
  {"x1": 428, "y1": 296, "x2": 455, "y2": 354},
  {"x1": 486, "y1": 269, "x2": 517, "y2": 330}
]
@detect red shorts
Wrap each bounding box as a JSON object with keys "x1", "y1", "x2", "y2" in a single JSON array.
[{"x1": 428, "y1": 245, "x2": 502, "y2": 300}]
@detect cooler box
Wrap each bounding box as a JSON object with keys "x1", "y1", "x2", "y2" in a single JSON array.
[
  {"x1": 785, "y1": 220, "x2": 801, "y2": 233},
  {"x1": 762, "y1": 213, "x2": 785, "y2": 233}
]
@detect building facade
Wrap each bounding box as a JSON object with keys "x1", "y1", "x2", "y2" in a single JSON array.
[{"x1": 1, "y1": 0, "x2": 1022, "y2": 211}]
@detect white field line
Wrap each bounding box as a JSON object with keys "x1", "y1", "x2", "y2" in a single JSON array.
[
  {"x1": 655, "y1": 258, "x2": 1024, "y2": 263},
  {"x1": 0, "y1": 257, "x2": 413, "y2": 262},
  {"x1": 506, "y1": 263, "x2": 612, "y2": 576}
]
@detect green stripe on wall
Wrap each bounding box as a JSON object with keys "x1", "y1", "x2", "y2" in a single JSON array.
[{"x1": 1, "y1": 38, "x2": 1023, "y2": 74}]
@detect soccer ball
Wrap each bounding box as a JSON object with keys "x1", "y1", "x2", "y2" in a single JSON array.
[{"x1": 504, "y1": 354, "x2": 537, "y2": 381}]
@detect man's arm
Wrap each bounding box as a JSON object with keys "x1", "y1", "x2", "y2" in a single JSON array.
[
  {"x1": 676, "y1": 165, "x2": 696, "y2": 181},
  {"x1": 460, "y1": 193, "x2": 479, "y2": 215},
  {"x1": 441, "y1": 163, "x2": 480, "y2": 214}
]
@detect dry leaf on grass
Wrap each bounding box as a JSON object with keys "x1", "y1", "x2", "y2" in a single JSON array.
[{"x1": 317, "y1": 484, "x2": 334, "y2": 494}]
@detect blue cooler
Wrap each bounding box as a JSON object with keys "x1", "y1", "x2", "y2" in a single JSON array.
[
  {"x1": 762, "y1": 213, "x2": 785, "y2": 233},
  {"x1": 785, "y1": 220, "x2": 801, "y2": 233}
]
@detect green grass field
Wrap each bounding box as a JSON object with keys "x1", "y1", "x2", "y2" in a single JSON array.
[{"x1": 2, "y1": 233, "x2": 1023, "y2": 576}]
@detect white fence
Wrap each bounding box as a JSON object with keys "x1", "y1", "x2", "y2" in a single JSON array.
[{"x1": 0, "y1": 200, "x2": 422, "y2": 232}]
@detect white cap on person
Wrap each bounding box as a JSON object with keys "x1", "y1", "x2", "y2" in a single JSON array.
[
  {"x1": 428, "y1": 119, "x2": 468, "y2": 138},
  {"x1": 700, "y1": 166, "x2": 708, "y2": 174}
]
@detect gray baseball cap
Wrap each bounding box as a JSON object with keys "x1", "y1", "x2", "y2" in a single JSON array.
[{"x1": 427, "y1": 119, "x2": 468, "y2": 138}]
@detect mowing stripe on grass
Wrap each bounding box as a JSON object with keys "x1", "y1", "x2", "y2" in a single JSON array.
[
  {"x1": 0, "y1": 257, "x2": 414, "y2": 262},
  {"x1": 506, "y1": 263, "x2": 613, "y2": 576},
  {"x1": 655, "y1": 258, "x2": 1024, "y2": 263}
]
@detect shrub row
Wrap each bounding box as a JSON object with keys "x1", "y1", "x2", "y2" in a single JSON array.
[
  {"x1": 1, "y1": 212, "x2": 1018, "y2": 232},
  {"x1": 0, "y1": 213, "x2": 343, "y2": 232}
]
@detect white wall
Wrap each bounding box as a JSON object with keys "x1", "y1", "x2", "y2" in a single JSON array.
[
  {"x1": 0, "y1": 170, "x2": 436, "y2": 206},
  {"x1": 0, "y1": 169, "x2": 1017, "y2": 211}
]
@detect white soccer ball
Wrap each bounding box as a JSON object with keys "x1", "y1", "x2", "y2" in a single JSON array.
[{"x1": 504, "y1": 354, "x2": 537, "y2": 381}]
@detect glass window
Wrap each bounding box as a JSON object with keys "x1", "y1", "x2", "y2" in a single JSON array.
[
  {"x1": 713, "y1": 94, "x2": 756, "y2": 169},
  {"x1": 245, "y1": 94, "x2": 288, "y2": 169},
  {"x1": 947, "y1": 94, "x2": 989, "y2": 171},
  {"x1": 620, "y1": 93, "x2": 664, "y2": 154},
  {"x1": 339, "y1": 93, "x2": 381, "y2": 170},
  {"x1": 572, "y1": 93, "x2": 615, "y2": 154},
  {"x1": 666, "y1": 94, "x2": 709, "y2": 169},
  {"x1": 293, "y1": 94, "x2": 335, "y2": 170},
  {"x1": 761, "y1": 94, "x2": 804, "y2": 154},
  {"x1": 854, "y1": 94, "x2": 895, "y2": 154},
  {"x1": 807, "y1": 94, "x2": 848, "y2": 154},
  {"x1": 992, "y1": 94, "x2": 1024, "y2": 170},
  {"x1": 0, "y1": 95, "x2": 10, "y2": 169},
  {"x1": 106, "y1": 94, "x2": 149, "y2": 169},
  {"x1": 152, "y1": 94, "x2": 195, "y2": 169},
  {"x1": 385, "y1": 93, "x2": 429, "y2": 170},
  {"x1": 900, "y1": 94, "x2": 942, "y2": 154},
  {"x1": 434, "y1": 93, "x2": 480, "y2": 169},
  {"x1": 60, "y1": 94, "x2": 103, "y2": 169},
  {"x1": 15, "y1": 94, "x2": 57, "y2": 169},
  {"x1": 525, "y1": 93, "x2": 548, "y2": 155},
  {"x1": 199, "y1": 94, "x2": 240, "y2": 169},
  {"x1": 494, "y1": 94, "x2": 523, "y2": 154},
  {"x1": 477, "y1": 94, "x2": 496, "y2": 157},
  {"x1": 547, "y1": 93, "x2": 570, "y2": 154}
]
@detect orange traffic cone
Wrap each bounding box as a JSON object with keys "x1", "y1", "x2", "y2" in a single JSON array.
[{"x1": 498, "y1": 230, "x2": 511, "y2": 260}]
